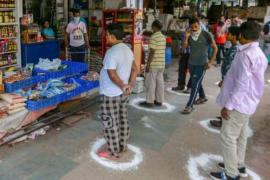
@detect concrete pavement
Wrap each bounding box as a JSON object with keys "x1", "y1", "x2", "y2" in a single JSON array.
[{"x1": 0, "y1": 58, "x2": 269, "y2": 180}]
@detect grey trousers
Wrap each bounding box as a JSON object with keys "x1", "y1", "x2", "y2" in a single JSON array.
[
  {"x1": 145, "y1": 69, "x2": 164, "y2": 103},
  {"x1": 220, "y1": 110, "x2": 250, "y2": 177}
]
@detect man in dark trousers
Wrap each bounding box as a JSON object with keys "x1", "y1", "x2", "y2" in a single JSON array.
[
  {"x1": 181, "y1": 18, "x2": 218, "y2": 114},
  {"x1": 172, "y1": 32, "x2": 191, "y2": 91}
]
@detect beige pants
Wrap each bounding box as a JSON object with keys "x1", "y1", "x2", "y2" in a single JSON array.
[
  {"x1": 220, "y1": 110, "x2": 250, "y2": 177},
  {"x1": 145, "y1": 69, "x2": 164, "y2": 103}
]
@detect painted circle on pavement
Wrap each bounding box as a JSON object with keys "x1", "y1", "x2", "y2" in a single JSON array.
[
  {"x1": 199, "y1": 118, "x2": 253, "y2": 138},
  {"x1": 129, "y1": 97, "x2": 176, "y2": 113},
  {"x1": 90, "y1": 138, "x2": 143, "y2": 171},
  {"x1": 187, "y1": 153, "x2": 261, "y2": 180}
]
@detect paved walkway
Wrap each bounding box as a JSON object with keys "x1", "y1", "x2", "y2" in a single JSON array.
[{"x1": 0, "y1": 58, "x2": 269, "y2": 180}]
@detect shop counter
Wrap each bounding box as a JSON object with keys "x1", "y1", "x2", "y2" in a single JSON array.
[{"x1": 21, "y1": 40, "x2": 60, "y2": 66}]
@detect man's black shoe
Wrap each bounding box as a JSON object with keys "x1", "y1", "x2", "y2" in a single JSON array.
[
  {"x1": 139, "y1": 101, "x2": 155, "y2": 108},
  {"x1": 210, "y1": 171, "x2": 240, "y2": 180},
  {"x1": 154, "y1": 100, "x2": 163, "y2": 106},
  {"x1": 218, "y1": 163, "x2": 248, "y2": 178},
  {"x1": 172, "y1": 86, "x2": 185, "y2": 91}
]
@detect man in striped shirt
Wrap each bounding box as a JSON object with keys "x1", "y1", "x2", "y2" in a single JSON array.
[{"x1": 142, "y1": 20, "x2": 166, "y2": 107}]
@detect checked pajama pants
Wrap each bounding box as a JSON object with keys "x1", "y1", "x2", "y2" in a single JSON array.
[{"x1": 100, "y1": 95, "x2": 130, "y2": 157}]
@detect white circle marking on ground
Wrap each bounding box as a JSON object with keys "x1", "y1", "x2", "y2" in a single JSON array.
[
  {"x1": 199, "y1": 119, "x2": 220, "y2": 134},
  {"x1": 90, "y1": 138, "x2": 143, "y2": 171},
  {"x1": 129, "y1": 97, "x2": 176, "y2": 113},
  {"x1": 166, "y1": 88, "x2": 190, "y2": 97},
  {"x1": 199, "y1": 119, "x2": 253, "y2": 138},
  {"x1": 187, "y1": 153, "x2": 261, "y2": 180},
  {"x1": 166, "y1": 87, "x2": 214, "y2": 99}
]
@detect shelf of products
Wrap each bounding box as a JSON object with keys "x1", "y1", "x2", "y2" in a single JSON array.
[
  {"x1": 102, "y1": 9, "x2": 143, "y2": 71},
  {"x1": 0, "y1": 0, "x2": 15, "y2": 8},
  {"x1": 0, "y1": 22, "x2": 16, "y2": 26},
  {"x1": 55, "y1": 0, "x2": 65, "y2": 40},
  {"x1": 0, "y1": 0, "x2": 20, "y2": 69},
  {"x1": 115, "y1": 19, "x2": 133, "y2": 23},
  {"x1": 0, "y1": 53, "x2": 16, "y2": 66},
  {"x1": 0, "y1": 11, "x2": 15, "y2": 23}
]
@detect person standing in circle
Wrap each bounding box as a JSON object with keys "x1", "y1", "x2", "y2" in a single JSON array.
[{"x1": 99, "y1": 23, "x2": 138, "y2": 159}]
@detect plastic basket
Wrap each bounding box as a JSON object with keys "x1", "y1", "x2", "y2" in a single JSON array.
[
  {"x1": 165, "y1": 47, "x2": 172, "y2": 65},
  {"x1": 4, "y1": 75, "x2": 46, "y2": 93},
  {"x1": 5, "y1": 61, "x2": 88, "y2": 93},
  {"x1": 26, "y1": 78, "x2": 99, "y2": 111},
  {"x1": 33, "y1": 61, "x2": 88, "y2": 79}
]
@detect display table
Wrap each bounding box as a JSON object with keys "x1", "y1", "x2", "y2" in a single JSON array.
[{"x1": 21, "y1": 40, "x2": 60, "y2": 66}]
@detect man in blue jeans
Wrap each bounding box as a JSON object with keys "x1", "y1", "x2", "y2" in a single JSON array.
[{"x1": 181, "y1": 18, "x2": 218, "y2": 114}]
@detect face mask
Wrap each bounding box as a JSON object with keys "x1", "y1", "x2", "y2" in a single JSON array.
[
  {"x1": 191, "y1": 28, "x2": 202, "y2": 41},
  {"x1": 74, "y1": 17, "x2": 80, "y2": 24}
]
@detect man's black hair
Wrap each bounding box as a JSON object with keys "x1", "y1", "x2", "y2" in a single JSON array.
[
  {"x1": 218, "y1": 21, "x2": 225, "y2": 27},
  {"x1": 107, "y1": 23, "x2": 124, "y2": 40},
  {"x1": 43, "y1": 19, "x2": 50, "y2": 25},
  {"x1": 240, "y1": 21, "x2": 261, "y2": 41},
  {"x1": 69, "y1": 8, "x2": 75, "y2": 12},
  {"x1": 228, "y1": 26, "x2": 240, "y2": 39},
  {"x1": 189, "y1": 18, "x2": 200, "y2": 25},
  {"x1": 152, "y1": 20, "x2": 163, "y2": 30},
  {"x1": 73, "y1": 8, "x2": 80, "y2": 14}
]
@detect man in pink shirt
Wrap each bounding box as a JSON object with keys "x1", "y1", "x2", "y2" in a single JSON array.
[{"x1": 210, "y1": 21, "x2": 268, "y2": 180}]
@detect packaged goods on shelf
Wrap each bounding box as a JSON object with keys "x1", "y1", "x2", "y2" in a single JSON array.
[
  {"x1": 0, "y1": 93, "x2": 27, "y2": 115},
  {"x1": 81, "y1": 71, "x2": 100, "y2": 81},
  {"x1": 0, "y1": 53, "x2": 16, "y2": 67},
  {"x1": 0, "y1": 26, "x2": 16, "y2": 38},
  {"x1": 133, "y1": 77, "x2": 144, "y2": 94},
  {"x1": 0, "y1": 11, "x2": 16, "y2": 23},
  {"x1": 0, "y1": 0, "x2": 15, "y2": 8}
]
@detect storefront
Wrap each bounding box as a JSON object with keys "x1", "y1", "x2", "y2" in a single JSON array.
[{"x1": 0, "y1": 0, "x2": 145, "y2": 145}]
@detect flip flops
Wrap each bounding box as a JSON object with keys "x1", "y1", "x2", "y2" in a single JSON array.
[{"x1": 97, "y1": 150, "x2": 120, "y2": 160}]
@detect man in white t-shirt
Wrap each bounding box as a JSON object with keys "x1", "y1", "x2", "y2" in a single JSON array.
[
  {"x1": 99, "y1": 23, "x2": 138, "y2": 159},
  {"x1": 65, "y1": 9, "x2": 89, "y2": 62}
]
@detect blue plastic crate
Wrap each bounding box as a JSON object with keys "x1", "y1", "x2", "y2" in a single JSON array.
[
  {"x1": 165, "y1": 47, "x2": 172, "y2": 65},
  {"x1": 27, "y1": 94, "x2": 60, "y2": 111},
  {"x1": 4, "y1": 75, "x2": 47, "y2": 93},
  {"x1": 26, "y1": 78, "x2": 99, "y2": 111},
  {"x1": 34, "y1": 61, "x2": 88, "y2": 79}
]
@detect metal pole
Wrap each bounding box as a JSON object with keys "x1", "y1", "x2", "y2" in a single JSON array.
[{"x1": 154, "y1": 0, "x2": 156, "y2": 17}]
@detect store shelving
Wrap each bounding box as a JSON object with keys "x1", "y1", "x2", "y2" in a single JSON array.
[
  {"x1": 0, "y1": 0, "x2": 21, "y2": 68},
  {"x1": 0, "y1": 51, "x2": 17, "y2": 55},
  {"x1": 102, "y1": 9, "x2": 143, "y2": 71},
  {"x1": 0, "y1": 37, "x2": 16, "y2": 39},
  {"x1": 0, "y1": 22, "x2": 17, "y2": 26},
  {"x1": 0, "y1": 8, "x2": 16, "y2": 11}
]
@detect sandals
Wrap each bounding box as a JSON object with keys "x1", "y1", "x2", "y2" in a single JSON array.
[
  {"x1": 194, "y1": 98, "x2": 208, "y2": 105},
  {"x1": 181, "y1": 106, "x2": 194, "y2": 114},
  {"x1": 97, "y1": 150, "x2": 120, "y2": 160}
]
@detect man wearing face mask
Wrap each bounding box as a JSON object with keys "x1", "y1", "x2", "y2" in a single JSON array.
[
  {"x1": 65, "y1": 9, "x2": 89, "y2": 62},
  {"x1": 68, "y1": 8, "x2": 87, "y2": 25},
  {"x1": 181, "y1": 18, "x2": 218, "y2": 114}
]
